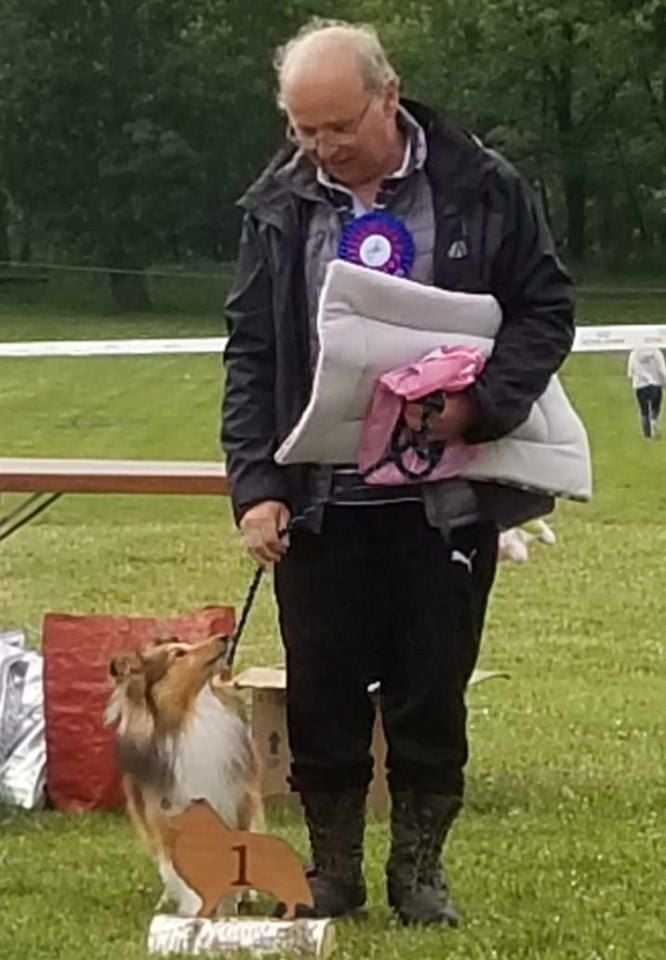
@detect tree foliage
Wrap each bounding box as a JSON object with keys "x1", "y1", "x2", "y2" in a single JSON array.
[{"x1": 0, "y1": 0, "x2": 662, "y2": 308}]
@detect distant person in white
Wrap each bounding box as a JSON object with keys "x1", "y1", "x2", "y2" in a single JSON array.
[{"x1": 627, "y1": 347, "x2": 666, "y2": 438}]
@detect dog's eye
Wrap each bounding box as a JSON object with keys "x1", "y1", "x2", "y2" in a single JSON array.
[{"x1": 173, "y1": 649, "x2": 187, "y2": 659}]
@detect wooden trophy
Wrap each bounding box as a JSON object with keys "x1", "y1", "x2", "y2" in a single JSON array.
[{"x1": 147, "y1": 800, "x2": 335, "y2": 958}]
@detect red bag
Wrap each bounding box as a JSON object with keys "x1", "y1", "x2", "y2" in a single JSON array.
[{"x1": 42, "y1": 606, "x2": 235, "y2": 812}]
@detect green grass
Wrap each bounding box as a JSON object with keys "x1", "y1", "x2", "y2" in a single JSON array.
[{"x1": 1, "y1": 289, "x2": 665, "y2": 959}]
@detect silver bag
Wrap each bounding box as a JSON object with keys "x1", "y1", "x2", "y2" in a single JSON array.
[{"x1": 0, "y1": 630, "x2": 46, "y2": 809}]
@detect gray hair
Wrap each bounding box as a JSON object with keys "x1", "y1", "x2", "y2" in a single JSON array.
[{"x1": 275, "y1": 18, "x2": 399, "y2": 105}]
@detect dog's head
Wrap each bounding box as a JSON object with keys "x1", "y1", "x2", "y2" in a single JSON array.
[
  {"x1": 107, "y1": 633, "x2": 231, "y2": 729},
  {"x1": 105, "y1": 634, "x2": 231, "y2": 791}
]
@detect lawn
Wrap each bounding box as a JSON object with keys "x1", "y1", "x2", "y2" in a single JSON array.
[{"x1": 0, "y1": 288, "x2": 664, "y2": 960}]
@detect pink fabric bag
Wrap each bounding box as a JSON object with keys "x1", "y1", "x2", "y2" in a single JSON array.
[{"x1": 358, "y1": 345, "x2": 486, "y2": 485}]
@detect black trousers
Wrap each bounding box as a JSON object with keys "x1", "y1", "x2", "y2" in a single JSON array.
[
  {"x1": 635, "y1": 385, "x2": 663, "y2": 438},
  {"x1": 274, "y1": 504, "x2": 498, "y2": 798}
]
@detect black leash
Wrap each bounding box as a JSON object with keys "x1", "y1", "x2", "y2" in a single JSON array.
[
  {"x1": 225, "y1": 564, "x2": 266, "y2": 669},
  {"x1": 225, "y1": 391, "x2": 446, "y2": 668}
]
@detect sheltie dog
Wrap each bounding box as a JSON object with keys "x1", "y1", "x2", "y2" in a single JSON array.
[{"x1": 105, "y1": 633, "x2": 264, "y2": 916}]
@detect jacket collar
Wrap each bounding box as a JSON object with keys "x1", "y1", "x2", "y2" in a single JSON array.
[{"x1": 402, "y1": 99, "x2": 490, "y2": 207}]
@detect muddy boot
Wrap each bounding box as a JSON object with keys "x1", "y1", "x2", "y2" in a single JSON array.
[
  {"x1": 386, "y1": 790, "x2": 462, "y2": 926},
  {"x1": 295, "y1": 788, "x2": 367, "y2": 918}
]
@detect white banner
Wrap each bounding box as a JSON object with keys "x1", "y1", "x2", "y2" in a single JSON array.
[
  {"x1": 572, "y1": 324, "x2": 666, "y2": 353},
  {"x1": 1, "y1": 325, "x2": 665, "y2": 358}
]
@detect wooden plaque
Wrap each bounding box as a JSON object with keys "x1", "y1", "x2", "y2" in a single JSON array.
[{"x1": 167, "y1": 800, "x2": 314, "y2": 920}]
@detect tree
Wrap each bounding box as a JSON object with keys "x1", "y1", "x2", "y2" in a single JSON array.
[
  {"x1": 0, "y1": 0, "x2": 293, "y2": 308},
  {"x1": 0, "y1": 0, "x2": 662, "y2": 286},
  {"x1": 366, "y1": 0, "x2": 663, "y2": 267}
]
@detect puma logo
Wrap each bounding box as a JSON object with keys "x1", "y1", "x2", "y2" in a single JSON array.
[{"x1": 451, "y1": 549, "x2": 476, "y2": 573}]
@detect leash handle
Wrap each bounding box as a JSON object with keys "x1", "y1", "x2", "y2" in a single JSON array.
[{"x1": 362, "y1": 389, "x2": 447, "y2": 483}]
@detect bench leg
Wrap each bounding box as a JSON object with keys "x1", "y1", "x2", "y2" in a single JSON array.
[{"x1": 0, "y1": 492, "x2": 62, "y2": 543}]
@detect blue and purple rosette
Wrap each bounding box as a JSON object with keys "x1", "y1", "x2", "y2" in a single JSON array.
[{"x1": 338, "y1": 212, "x2": 415, "y2": 277}]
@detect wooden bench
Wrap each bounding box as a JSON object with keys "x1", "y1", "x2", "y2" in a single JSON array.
[{"x1": 0, "y1": 457, "x2": 229, "y2": 542}]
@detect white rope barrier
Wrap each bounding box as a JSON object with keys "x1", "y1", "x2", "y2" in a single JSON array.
[
  {"x1": 0, "y1": 325, "x2": 665, "y2": 358},
  {"x1": 0, "y1": 337, "x2": 228, "y2": 358}
]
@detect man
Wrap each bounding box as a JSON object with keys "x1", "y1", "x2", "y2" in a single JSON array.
[
  {"x1": 222, "y1": 19, "x2": 574, "y2": 925},
  {"x1": 627, "y1": 346, "x2": 665, "y2": 438}
]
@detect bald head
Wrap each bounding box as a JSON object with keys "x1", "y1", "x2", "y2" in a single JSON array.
[{"x1": 276, "y1": 20, "x2": 398, "y2": 105}]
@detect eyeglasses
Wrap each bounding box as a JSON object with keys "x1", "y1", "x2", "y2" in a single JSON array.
[{"x1": 286, "y1": 96, "x2": 375, "y2": 150}]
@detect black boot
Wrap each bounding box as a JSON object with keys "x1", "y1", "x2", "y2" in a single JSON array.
[
  {"x1": 386, "y1": 790, "x2": 462, "y2": 926},
  {"x1": 296, "y1": 788, "x2": 367, "y2": 918}
]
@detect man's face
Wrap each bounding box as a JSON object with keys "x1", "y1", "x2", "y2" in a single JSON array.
[{"x1": 281, "y1": 69, "x2": 400, "y2": 188}]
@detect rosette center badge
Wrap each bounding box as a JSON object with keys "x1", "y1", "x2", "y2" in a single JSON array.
[{"x1": 338, "y1": 212, "x2": 415, "y2": 277}]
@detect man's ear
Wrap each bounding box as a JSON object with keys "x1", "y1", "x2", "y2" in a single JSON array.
[{"x1": 384, "y1": 79, "x2": 400, "y2": 117}]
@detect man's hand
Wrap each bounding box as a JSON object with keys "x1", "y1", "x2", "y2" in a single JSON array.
[
  {"x1": 404, "y1": 393, "x2": 475, "y2": 443},
  {"x1": 240, "y1": 500, "x2": 291, "y2": 566}
]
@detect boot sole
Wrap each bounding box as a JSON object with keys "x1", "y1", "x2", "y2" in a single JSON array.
[
  {"x1": 275, "y1": 900, "x2": 367, "y2": 921},
  {"x1": 388, "y1": 888, "x2": 460, "y2": 927},
  {"x1": 393, "y1": 908, "x2": 460, "y2": 928}
]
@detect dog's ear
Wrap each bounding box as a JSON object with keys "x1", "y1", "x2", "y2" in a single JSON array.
[
  {"x1": 210, "y1": 633, "x2": 231, "y2": 652},
  {"x1": 151, "y1": 634, "x2": 180, "y2": 648},
  {"x1": 109, "y1": 652, "x2": 140, "y2": 682},
  {"x1": 106, "y1": 652, "x2": 147, "y2": 717},
  {"x1": 140, "y1": 649, "x2": 170, "y2": 687}
]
